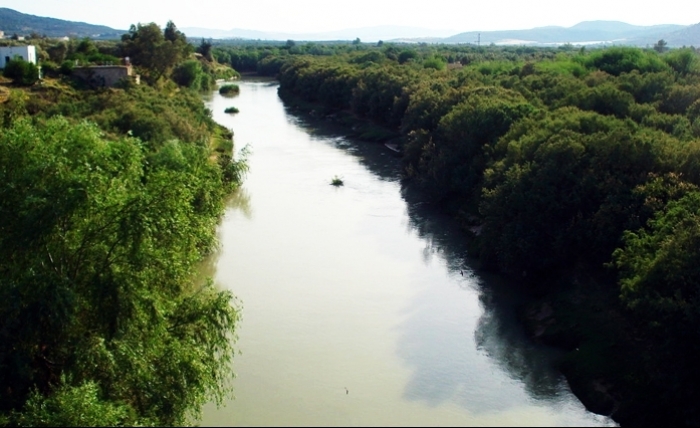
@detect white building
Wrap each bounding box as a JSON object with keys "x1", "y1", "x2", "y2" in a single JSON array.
[{"x1": 0, "y1": 46, "x2": 37, "y2": 69}]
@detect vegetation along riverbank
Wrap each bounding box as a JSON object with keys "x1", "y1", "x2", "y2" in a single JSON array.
[
  {"x1": 209, "y1": 40, "x2": 700, "y2": 426},
  {"x1": 0, "y1": 22, "x2": 247, "y2": 425}
]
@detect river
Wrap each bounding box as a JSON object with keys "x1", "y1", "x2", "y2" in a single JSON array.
[{"x1": 199, "y1": 78, "x2": 616, "y2": 426}]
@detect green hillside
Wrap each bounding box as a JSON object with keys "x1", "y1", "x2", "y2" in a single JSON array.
[{"x1": 0, "y1": 7, "x2": 124, "y2": 39}]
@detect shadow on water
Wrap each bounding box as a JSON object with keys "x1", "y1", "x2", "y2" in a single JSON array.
[
  {"x1": 395, "y1": 191, "x2": 571, "y2": 414},
  {"x1": 226, "y1": 187, "x2": 253, "y2": 220},
  {"x1": 284, "y1": 103, "x2": 577, "y2": 414},
  {"x1": 198, "y1": 188, "x2": 252, "y2": 290},
  {"x1": 280, "y1": 104, "x2": 403, "y2": 183}
]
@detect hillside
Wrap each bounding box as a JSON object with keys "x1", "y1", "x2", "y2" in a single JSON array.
[
  {"x1": 660, "y1": 22, "x2": 700, "y2": 46},
  {"x1": 444, "y1": 20, "x2": 687, "y2": 46},
  {"x1": 181, "y1": 25, "x2": 457, "y2": 42},
  {"x1": 0, "y1": 7, "x2": 124, "y2": 39}
]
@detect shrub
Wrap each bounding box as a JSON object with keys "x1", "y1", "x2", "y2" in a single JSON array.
[
  {"x1": 172, "y1": 60, "x2": 205, "y2": 90},
  {"x1": 2, "y1": 59, "x2": 39, "y2": 86},
  {"x1": 60, "y1": 60, "x2": 75, "y2": 76},
  {"x1": 219, "y1": 84, "x2": 240, "y2": 96}
]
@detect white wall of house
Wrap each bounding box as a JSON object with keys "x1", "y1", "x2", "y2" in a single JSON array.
[{"x1": 0, "y1": 46, "x2": 37, "y2": 69}]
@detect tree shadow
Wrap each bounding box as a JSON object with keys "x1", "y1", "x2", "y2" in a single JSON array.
[{"x1": 282, "y1": 99, "x2": 609, "y2": 422}]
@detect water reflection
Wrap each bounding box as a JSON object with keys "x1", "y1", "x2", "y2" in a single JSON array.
[
  {"x1": 226, "y1": 188, "x2": 253, "y2": 220},
  {"x1": 285, "y1": 106, "x2": 592, "y2": 415},
  {"x1": 282, "y1": 110, "x2": 403, "y2": 183},
  {"x1": 202, "y1": 80, "x2": 613, "y2": 426}
]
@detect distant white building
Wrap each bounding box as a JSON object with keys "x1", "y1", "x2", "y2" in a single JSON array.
[
  {"x1": 0, "y1": 46, "x2": 37, "y2": 69},
  {"x1": 0, "y1": 31, "x2": 5, "y2": 39}
]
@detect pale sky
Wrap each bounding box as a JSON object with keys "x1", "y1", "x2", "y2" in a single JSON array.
[{"x1": 1, "y1": 0, "x2": 698, "y2": 34}]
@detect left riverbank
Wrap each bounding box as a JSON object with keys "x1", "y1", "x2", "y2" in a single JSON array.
[{"x1": 0, "y1": 24, "x2": 247, "y2": 426}]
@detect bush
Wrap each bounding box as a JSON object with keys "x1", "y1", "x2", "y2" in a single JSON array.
[
  {"x1": 39, "y1": 61, "x2": 59, "y2": 78},
  {"x1": 2, "y1": 59, "x2": 39, "y2": 86},
  {"x1": 172, "y1": 60, "x2": 205, "y2": 90},
  {"x1": 60, "y1": 60, "x2": 75, "y2": 76},
  {"x1": 219, "y1": 84, "x2": 240, "y2": 96}
]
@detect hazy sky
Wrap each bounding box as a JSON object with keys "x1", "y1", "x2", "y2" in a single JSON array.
[{"x1": 2, "y1": 0, "x2": 698, "y2": 33}]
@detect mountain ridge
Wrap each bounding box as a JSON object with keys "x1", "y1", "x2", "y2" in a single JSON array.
[
  {"x1": 0, "y1": 7, "x2": 124, "y2": 39},
  {"x1": 443, "y1": 20, "x2": 690, "y2": 46},
  {"x1": 0, "y1": 8, "x2": 696, "y2": 46}
]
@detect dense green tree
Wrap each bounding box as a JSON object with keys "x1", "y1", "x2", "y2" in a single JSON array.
[
  {"x1": 398, "y1": 49, "x2": 417, "y2": 64},
  {"x1": 120, "y1": 22, "x2": 192, "y2": 82},
  {"x1": 164, "y1": 20, "x2": 187, "y2": 44},
  {"x1": 406, "y1": 87, "x2": 534, "y2": 207},
  {"x1": 2, "y1": 59, "x2": 39, "y2": 86},
  {"x1": 653, "y1": 39, "x2": 668, "y2": 53},
  {"x1": 0, "y1": 117, "x2": 242, "y2": 426},
  {"x1": 172, "y1": 59, "x2": 206, "y2": 90},
  {"x1": 46, "y1": 42, "x2": 68, "y2": 63},
  {"x1": 197, "y1": 38, "x2": 214, "y2": 62},
  {"x1": 480, "y1": 108, "x2": 672, "y2": 276},
  {"x1": 663, "y1": 48, "x2": 700, "y2": 75},
  {"x1": 585, "y1": 47, "x2": 669, "y2": 76}
]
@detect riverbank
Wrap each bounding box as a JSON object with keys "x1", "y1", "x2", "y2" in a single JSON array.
[{"x1": 278, "y1": 87, "x2": 402, "y2": 144}]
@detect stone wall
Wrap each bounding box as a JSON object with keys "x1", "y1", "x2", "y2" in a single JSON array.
[{"x1": 72, "y1": 65, "x2": 140, "y2": 87}]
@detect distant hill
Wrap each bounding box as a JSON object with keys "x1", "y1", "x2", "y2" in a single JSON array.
[
  {"x1": 648, "y1": 22, "x2": 700, "y2": 46},
  {"x1": 181, "y1": 25, "x2": 458, "y2": 42},
  {"x1": 183, "y1": 20, "x2": 692, "y2": 46},
  {"x1": 0, "y1": 7, "x2": 124, "y2": 39},
  {"x1": 443, "y1": 21, "x2": 688, "y2": 46},
  {"x1": 0, "y1": 8, "x2": 695, "y2": 47}
]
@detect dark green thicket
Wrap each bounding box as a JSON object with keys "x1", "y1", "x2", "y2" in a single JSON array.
[
  {"x1": 258, "y1": 43, "x2": 700, "y2": 426},
  {"x1": 2, "y1": 59, "x2": 39, "y2": 86},
  {"x1": 218, "y1": 84, "x2": 240, "y2": 96}
]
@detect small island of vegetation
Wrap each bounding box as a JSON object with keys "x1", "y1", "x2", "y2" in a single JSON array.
[{"x1": 219, "y1": 83, "x2": 240, "y2": 96}]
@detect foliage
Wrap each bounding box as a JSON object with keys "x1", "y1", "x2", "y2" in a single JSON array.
[
  {"x1": 219, "y1": 84, "x2": 240, "y2": 96},
  {"x1": 172, "y1": 59, "x2": 208, "y2": 90},
  {"x1": 0, "y1": 116, "x2": 242, "y2": 426},
  {"x1": 0, "y1": 23, "x2": 246, "y2": 424},
  {"x1": 663, "y1": 48, "x2": 700, "y2": 75},
  {"x1": 9, "y1": 381, "x2": 138, "y2": 426},
  {"x1": 583, "y1": 47, "x2": 669, "y2": 76},
  {"x1": 480, "y1": 109, "x2": 671, "y2": 275},
  {"x1": 224, "y1": 106, "x2": 240, "y2": 113},
  {"x1": 197, "y1": 38, "x2": 214, "y2": 61},
  {"x1": 120, "y1": 22, "x2": 193, "y2": 83},
  {"x1": 405, "y1": 87, "x2": 535, "y2": 206},
  {"x1": 653, "y1": 39, "x2": 668, "y2": 54},
  {"x1": 2, "y1": 59, "x2": 39, "y2": 86},
  {"x1": 423, "y1": 56, "x2": 447, "y2": 71},
  {"x1": 612, "y1": 183, "x2": 700, "y2": 424}
]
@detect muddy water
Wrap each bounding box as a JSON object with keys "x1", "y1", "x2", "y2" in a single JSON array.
[{"x1": 200, "y1": 79, "x2": 615, "y2": 427}]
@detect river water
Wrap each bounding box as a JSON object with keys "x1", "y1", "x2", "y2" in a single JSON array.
[{"x1": 200, "y1": 79, "x2": 615, "y2": 426}]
